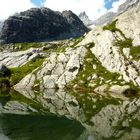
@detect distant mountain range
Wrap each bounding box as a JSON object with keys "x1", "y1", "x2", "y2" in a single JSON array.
[{"x1": 79, "y1": 0, "x2": 139, "y2": 27}]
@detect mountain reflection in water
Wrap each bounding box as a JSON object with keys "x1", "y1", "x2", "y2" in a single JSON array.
[{"x1": 0, "y1": 89, "x2": 140, "y2": 140}]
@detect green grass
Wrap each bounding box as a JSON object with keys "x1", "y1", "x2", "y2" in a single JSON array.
[
  {"x1": 69, "y1": 47, "x2": 122, "y2": 89},
  {"x1": 70, "y1": 91, "x2": 121, "y2": 122},
  {"x1": 13, "y1": 42, "x2": 45, "y2": 51},
  {"x1": 103, "y1": 19, "x2": 126, "y2": 38},
  {"x1": 103, "y1": 20, "x2": 119, "y2": 32},
  {"x1": 10, "y1": 58, "x2": 44, "y2": 85},
  {"x1": 104, "y1": 20, "x2": 140, "y2": 60},
  {"x1": 114, "y1": 38, "x2": 140, "y2": 60},
  {"x1": 130, "y1": 46, "x2": 140, "y2": 59}
]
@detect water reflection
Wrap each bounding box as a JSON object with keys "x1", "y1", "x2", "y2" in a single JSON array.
[
  {"x1": 0, "y1": 114, "x2": 84, "y2": 140},
  {"x1": 0, "y1": 88, "x2": 140, "y2": 140}
]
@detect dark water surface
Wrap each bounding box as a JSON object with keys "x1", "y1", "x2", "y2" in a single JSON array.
[{"x1": 0, "y1": 89, "x2": 140, "y2": 140}]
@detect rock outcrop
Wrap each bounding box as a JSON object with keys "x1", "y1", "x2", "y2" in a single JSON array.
[
  {"x1": 0, "y1": 47, "x2": 45, "y2": 68},
  {"x1": 78, "y1": 26, "x2": 140, "y2": 87},
  {"x1": 116, "y1": 1, "x2": 140, "y2": 46},
  {"x1": 117, "y1": 0, "x2": 139, "y2": 15},
  {"x1": 0, "y1": 8, "x2": 88, "y2": 43},
  {"x1": 14, "y1": 46, "x2": 87, "y2": 89}
]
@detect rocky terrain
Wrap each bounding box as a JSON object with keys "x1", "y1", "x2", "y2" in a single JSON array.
[
  {"x1": 78, "y1": 11, "x2": 94, "y2": 27},
  {"x1": 0, "y1": 8, "x2": 88, "y2": 43},
  {"x1": 117, "y1": 0, "x2": 139, "y2": 15},
  {"x1": 0, "y1": 0, "x2": 140, "y2": 95},
  {"x1": 0, "y1": 1, "x2": 140, "y2": 139}
]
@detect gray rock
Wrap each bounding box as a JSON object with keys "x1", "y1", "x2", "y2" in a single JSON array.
[
  {"x1": 94, "y1": 84, "x2": 109, "y2": 93},
  {"x1": 15, "y1": 46, "x2": 87, "y2": 89},
  {"x1": 0, "y1": 8, "x2": 88, "y2": 43},
  {"x1": 93, "y1": 12, "x2": 117, "y2": 26},
  {"x1": 0, "y1": 47, "x2": 44, "y2": 68},
  {"x1": 0, "y1": 64, "x2": 10, "y2": 76},
  {"x1": 117, "y1": 0, "x2": 139, "y2": 15},
  {"x1": 109, "y1": 85, "x2": 130, "y2": 94},
  {"x1": 0, "y1": 64, "x2": 8, "y2": 73},
  {"x1": 78, "y1": 11, "x2": 94, "y2": 27},
  {"x1": 116, "y1": 1, "x2": 140, "y2": 46},
  {"x1": 0, "y1": 20, "x2": 3, "y2": 32}
]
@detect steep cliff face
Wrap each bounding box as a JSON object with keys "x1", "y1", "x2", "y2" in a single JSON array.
[
  {"x1": 0, "y1": 21, "x2": 3, "y2": 32},
  {"x1": 0, "y1": 1, "x2": 140, "y2": 94},
  {"x1": 117, "y1": 0, "x2": 139, "y2": 15},
  {"x1": 0, "y1": 8, "x2": 88, "y2": 43}
]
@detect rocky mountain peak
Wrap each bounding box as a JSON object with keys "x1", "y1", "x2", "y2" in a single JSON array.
[
  {"x1": 79, "y1": 11, "x2": 88, "y2": 19},
  {"x1": 78, "y1": 11, "x2": 94, "y2": 27},
  {"x1": 0, "y1": 8, "x2": 88, "y2": 43}
]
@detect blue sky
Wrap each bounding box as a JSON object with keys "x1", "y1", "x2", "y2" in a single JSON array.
[
  {"x1": 105, "y1": 0, "x2": 118, "y2": 9},
  {"x1": 31, "y1": 0, "x2": 45, "y2": 7},
  {"x1": 32, "y1": 0, "x2": 118, "y2": 10},
  {"x1": 0, "y1": 0, "x2": 126, "y2": 20}
]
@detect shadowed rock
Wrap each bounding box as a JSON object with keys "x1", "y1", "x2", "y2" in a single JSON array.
[{"x1": 0, "y1": 8, "x2": 88, "y2": 43}]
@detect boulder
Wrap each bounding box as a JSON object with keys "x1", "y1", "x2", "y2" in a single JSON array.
[
  {"x1": 109, "y1": 85, "x2": 130, "y2": 94},
  {"x1": 0, "y1": 64, "x2": 11, "y2": 77}
]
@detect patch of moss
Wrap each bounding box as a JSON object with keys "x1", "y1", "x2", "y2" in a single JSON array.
[
  {"x1": 103, "y1": 20, "x2": 119, "y2": 32},
  {"x1": 43, "y1": 44, "x2": 66, "y2": 54},
  {"x1": 103, "y1": 19, "x2": 126, "y2": 39},
  {"x1": 13, "y1": 42, "x2": 45, "y2": 51},
  {"x1": 114, "y1": 37, "x2": 140, "y2": 60},
  {"x1": 130, "y1": 46, "x2": 140, "y2": 59},
  {"x1": 10, "y1": 58, "x2": 44, "y2": 85},
  {"x1": 70, "y1": 91, "x2": 121, "y2": 122},
  {"x1": 69, "y1": 47, "x2": 122, "y2": 89}
]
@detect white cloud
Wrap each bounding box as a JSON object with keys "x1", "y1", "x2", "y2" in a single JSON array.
[
  {"x1": 110, "y1": 0, "x2": 127, "y2": 12},
  {"x1": 44, "y1": 0, "x2": 107, "y2": 20},
  {"x1": 0, "y1": 0, "x2": 127, "y2": 21},
  {"x1": 0, "y1": 0, "x2": 35, "y2": 20}
]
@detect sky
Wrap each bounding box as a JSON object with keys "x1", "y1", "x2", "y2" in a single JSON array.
[{"x1": 0, "y1": 0, "x2": 126, "y2": 21}]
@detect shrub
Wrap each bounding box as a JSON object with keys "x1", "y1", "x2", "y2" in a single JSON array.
[{"x1": 0, "y1": 78, "x2": 10, "y2": 88}]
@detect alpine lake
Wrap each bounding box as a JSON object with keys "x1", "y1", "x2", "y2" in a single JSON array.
[{"x1": 0, "y1": 88, "x2": 140, "y2": 140}]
